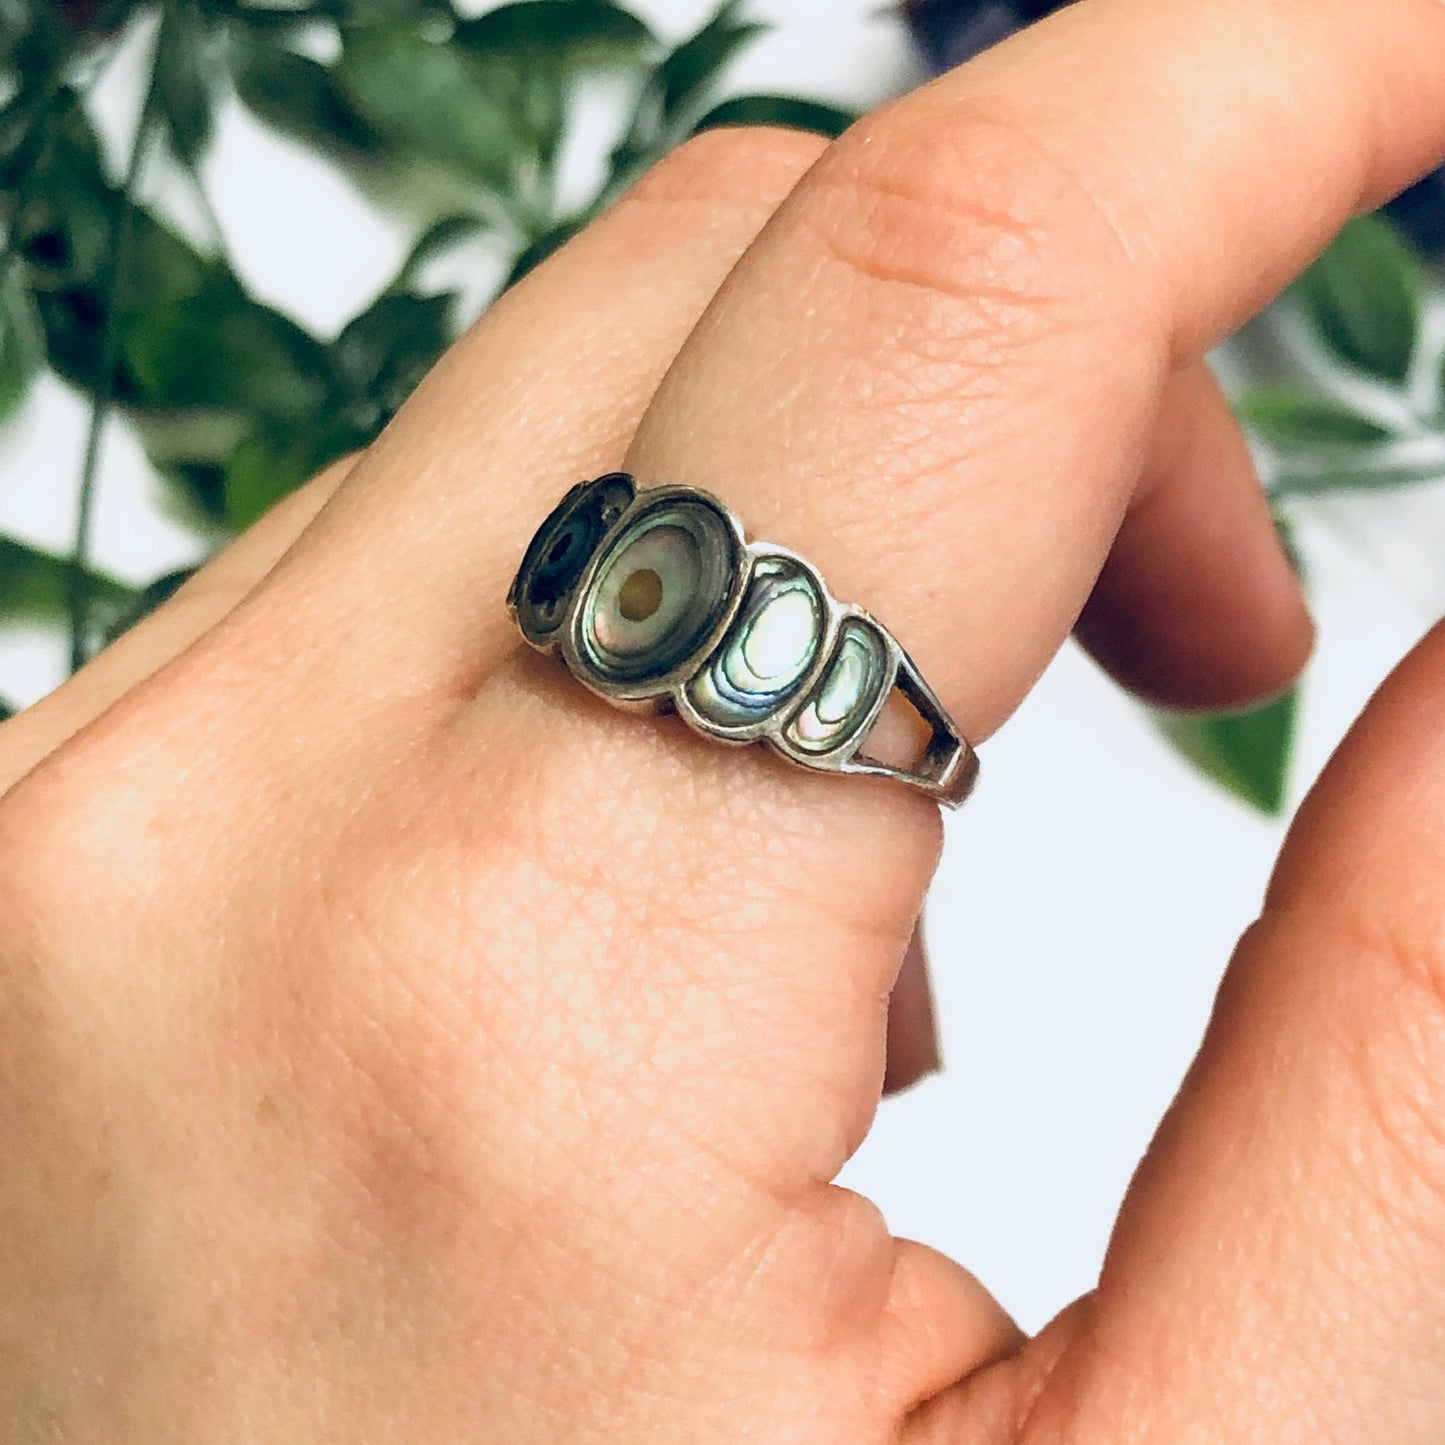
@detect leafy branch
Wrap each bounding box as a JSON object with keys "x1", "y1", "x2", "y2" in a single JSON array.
[
  {"x1": 0, "y1": 0, "x2": 854, "y2": 704},
  {"x1": 68, "y1": 6, "x2": 165, "y2": 670}
]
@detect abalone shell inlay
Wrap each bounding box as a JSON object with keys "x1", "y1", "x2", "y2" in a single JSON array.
[
  {"x1": 513, "y1": 473, "x2": 634, "y2": 644},
  {"x1": 687, "y1": 556, "x2": 823, "y2": 730},
  {"x1": 580, "y1": 496, "x2": 736, "y2": 686},
  {"x1": 785, "y1": 619, "x2": 889, "y2": 756}
]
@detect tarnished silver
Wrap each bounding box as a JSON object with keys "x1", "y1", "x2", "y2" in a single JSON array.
[{"x1": 507, "y1": 474, "x2": 980, "y2": 808}]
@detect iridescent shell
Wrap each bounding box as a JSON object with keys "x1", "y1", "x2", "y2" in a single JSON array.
[
  {"x1": 577, "y1": 494, "x2": 738, "y2": 688},
  {"x1": 686, "y1": 556, "x2": 824, "y2": 731},
  {"x1": 510, "y1": 473, "x2": 635, "y2": 646},
  {"x1": 785, "y1": 619, "x2": 890, "y2": 757}
]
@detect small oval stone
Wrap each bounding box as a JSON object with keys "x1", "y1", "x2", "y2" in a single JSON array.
[
  {"x1": 785, "y1": 620, "x2": 889, "y2": 756},
  {"x1": 738, "y1": 586, "x2": 816, "y2": 681},
  {"x1": 512, "y1": 473, "x2": 635, "y2": 645}
]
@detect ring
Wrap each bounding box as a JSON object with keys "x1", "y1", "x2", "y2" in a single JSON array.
[{"x1": 507, "y1": 474, "x2": 980, "y2": 809}]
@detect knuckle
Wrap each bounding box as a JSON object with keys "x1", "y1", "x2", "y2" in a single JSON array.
[
  {"x1": 0, "y1": 664, "x2": 239, "y2": 936},
  {"x1": 0, "y1": 741, "x2": 151, "y2": 937},
  {"x1": 626, "y1": 124, "x2": 827, "y2": 210},
  {"x1": 791, "y1": 100, "x2": 1143, "y2": 343}
]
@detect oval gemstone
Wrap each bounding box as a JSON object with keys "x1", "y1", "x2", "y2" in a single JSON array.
[
  {"x1": 589, "y1": 523, "x2": 703, "y2": 660},
  {"x1": 512, "y1": 473, "x2": 635, "y2": 644},
  {"x1": 687, "y1": 557, "x2": 823, "y2": 731},
  {"x1": 579, "y1": 497, "x2": 737, "y2": 687},
  {"x1": 785, "y1": 620, "x2": 889, "y2": 756}
]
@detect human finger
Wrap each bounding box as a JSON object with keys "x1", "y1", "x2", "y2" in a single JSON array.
[
  {"x1": 204, "y1": 128, "x2": 834, "y2": 713},
  {"x1": 927, "y1": 619, "x2": 1445, "y2": 1443},
  {"x1": 883, "y1": 926, "x2": 941, "y2": 1096},
  {"x1": 1075, "y1": 361, "x2": 1313, "y2": 711},
  {"x1": 0, "y1": 458, "x2": 356, "y2": 794}
]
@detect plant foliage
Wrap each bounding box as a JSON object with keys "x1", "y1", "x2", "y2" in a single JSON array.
[{"x1": 0, "y1": 0, "x2": 852, "y2": 688}]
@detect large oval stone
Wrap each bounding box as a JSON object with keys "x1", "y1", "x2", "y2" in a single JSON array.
[
  {"x1": 590, "y1": 523, "x2": 703, "y2": 660},
  {"x1": 579, "y1": 496, "x2": 737, "y2": 687}
]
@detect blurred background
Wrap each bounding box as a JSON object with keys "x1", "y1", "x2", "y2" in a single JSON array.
[{"x1": 3, "y1": 0, "x2": 1444, "y2": 1333}]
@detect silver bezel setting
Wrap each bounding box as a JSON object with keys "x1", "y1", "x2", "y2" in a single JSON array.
[
  {"x1": 509, "y1": 476, "x2": 980, "y2": 808},
  {"x1": 561, "y1": 484, "x2": 746, "y2": 708}
]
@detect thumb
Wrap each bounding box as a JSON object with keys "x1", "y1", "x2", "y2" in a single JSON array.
[{"x1": 916, "y1": 617, "x2": 1445, "y2": 1443}]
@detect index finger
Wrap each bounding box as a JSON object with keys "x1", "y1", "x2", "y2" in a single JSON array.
[{"x1": 627, "y1": 0, "x2": 1445, "y2": 741}]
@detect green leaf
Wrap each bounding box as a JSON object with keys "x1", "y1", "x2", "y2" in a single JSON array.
[
  {"x1": 37, "y1": 207, "x2": 213, "y2": 401},
  {"x1": 507, "y1": 60, "x2": 569, "y2": 173},
  {"x1": 443, "y1": 0, "x2": 646, "y2": 175},
  {"x1": 222, "y1": 419, "x2": 362, "y2": 530},
  {"x1": 1271, "y1": 457, "x2": 1445, "y2": 499},
  {"x1": 0, "y1": 266, "x2": 44, "y2": 423},
  {"x1": 0, "y1": 534, "x2": 136, "y2": 625},
  {"x1": 120, "y1": 264, "x2": 333, "y2": 421},
  {"x1": 1275, "y1": 513, "x2": 1304, "y2": 576},
  {"x1": 214, "y1": 1, "x2": 331, "y2": 38},
  {"x1": 1157, "y1": 689, "x2": 1299, "y2": 816},
  {"x1": 0, "y1": 79, "x2": 59, "y2": 186},
  {"x1": 19, "y1": 97, "x2": 137, "y2": 395},
  {"x1": 0, "y1": 0, "x2": 70, "y2": 90},
  {"x1": 158, "y1": 459, "x2": 230, "y2": 526},
  {"x1": 117, "y1": 208, "x2": 212, "y2": 317},
  {"x1": 503, "y1": 210, "x2": 593, "y2": 288},
  {"x1": 229, "y1": 34, "x2": 380, "y2": 156},
  {"x1": 334, "y1": 28, "x2": 522, "y2": 189},
  {"x1": 12, "y1": 89, "x2": 114, "y2": 289},
  {"x1": 103, "y1": 564, "x2": 197, "y2": 642},
  {"x1": 611, "y1": 0, "x2": 766, "y2": 181},
  {"x1": 390, "y1": 213, "x2": 488, "y2": 292},
  {"x1": 331, "y1": 289, "x2": 454, "y2": 418},
  {"x1": 456, "y1": 0, "x2": 655, "y2": 59},
  {"x1": 1292, "y1": 213, "x2": 1423, "y2": 385},
  {"x1": 693, "y1": 93, "x2": 853, "y2": 138},
  {"x1": 33, "y1": 286, "x2": 111, "y2": 396},
  {"x1": 331, "y1": 0, "x2": 445, "y2": 22},
  {"x1": 656, "y1": 0, "x2": 764, "y2": 123},
  {"x1": 449, "y1": 0, "x2": 656, "y2": 169},
  {"x1": 1235, "y1": 387, "x2": 1394, "y2": 449},
  {"x1": 154, "y1": 0, "x2": 215, "y2": 165}
]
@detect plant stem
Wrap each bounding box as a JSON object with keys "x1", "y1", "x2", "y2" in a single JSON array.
[{"x1": 67, "y1": 28, "x2": 163, "y2": 673}]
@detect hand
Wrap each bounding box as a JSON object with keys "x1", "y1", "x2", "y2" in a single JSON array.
[{"x1": 3, "y1": 0, "x2": 1445, "y2": 1439}]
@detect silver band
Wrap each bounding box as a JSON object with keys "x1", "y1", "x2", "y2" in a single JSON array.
[{"x1": 507, "y1": 474, "x2": 979, "y2": 808}]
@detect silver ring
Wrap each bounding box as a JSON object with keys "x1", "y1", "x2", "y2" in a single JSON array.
[{"x1": 507, "y1": 474, "x2": 980, "y2": 809}]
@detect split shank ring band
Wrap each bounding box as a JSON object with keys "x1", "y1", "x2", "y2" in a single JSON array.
[{"x1": 508, "y1": 474, "x2": 980, "y2": 809}]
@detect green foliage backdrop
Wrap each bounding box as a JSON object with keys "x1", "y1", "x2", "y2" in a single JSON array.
[
  {"x1": 0, "y1": 0, "x2": 852, "y2": 663},
  {"x1": 2, "y1": 0, "x2": 1441, "y2": 813}
]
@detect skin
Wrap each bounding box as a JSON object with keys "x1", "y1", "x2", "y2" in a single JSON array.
[{"x1": 2, "y1": 0, "x2": 1445, "y2": 1437}]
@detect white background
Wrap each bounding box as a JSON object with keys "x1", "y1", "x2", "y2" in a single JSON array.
[{"x1": 2, "y1": 0, "x2": 1442, "y2": 1334}]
